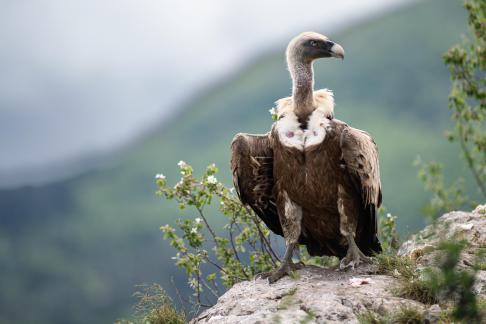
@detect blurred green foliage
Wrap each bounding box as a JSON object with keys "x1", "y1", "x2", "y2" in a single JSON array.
[
  {"x1": 426, "y1": 240, "x2": 484, "y2": 323},
  {"x1": 413, "y1": 3, "x2": 486, "y2": 319},
  {"x1": 116, "y1": 284, "x2": 185, "y2": 324},
  {"x1": 0, "y1": 0, "x2": 476, "y2": 323},
  {"x1": 358, "y1": 306, "x2": 426, "y2": 324},
  {"x1": 157, "y1": 162, "x2": 277, "y2": 310},
  {"x1": 415, "y1": 157, "x2": 467, "y2": 219},
  {"x1": 417, "y1": 0, "x2": 485, "y2": 218},
  {"x1": 377, "y1": 208, "x2": 400, "y2": 254}
]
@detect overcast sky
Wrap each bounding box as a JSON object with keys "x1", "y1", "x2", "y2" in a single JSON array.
[{"x1": 0, "y1": 0, "x2": 413, "y2": 175}]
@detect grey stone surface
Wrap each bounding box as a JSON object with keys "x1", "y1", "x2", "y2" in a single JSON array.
[
  {"x1": 192, "y1": 266, "x2": 424, "y2": 324},
  {"x1": 192, "y1": 206, "x2": 486, "y2": 323},
  {"x1": 398, "y1": 205, "x2": 486, "y2": 299}
]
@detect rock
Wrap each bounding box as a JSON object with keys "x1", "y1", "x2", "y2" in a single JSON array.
[
  {"x1": 398, "y1": 205, "x2": 486, "y2": 299},
  {"x1": 424, "y1": 304, "x2": 441, "y2": 324},
  {"x1": 191, "y1": 266, "x2": 424, "y2": 324},
  {"x1": 398, "y1": 205, "x2": 486, "y2": 265},
  {"x1": 192, "y1": 206, "x2": 486, "y2": 323}
]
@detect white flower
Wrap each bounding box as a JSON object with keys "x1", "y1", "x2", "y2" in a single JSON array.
[
  {"x1": 174, "y1": 180, "x2": 183, "y2": 189},
  {"x1": 195, "y1": 218, "x2": 202, "y2": 224},
  {"x1": 207, "y1": 175, "x2": 217, "y2": 184},
  {"x1": 155, "y1": 173, "x2": 166, "y2": 180},
  {"x1": 230, "y1": 187, "x2": 235, "y2": 194},
  {"x1": 386, "y1": 213, "x2": 392, "y2": 218},
  {"x1": 177, "y1": 160, "x2": 187, "y2": 168},
  {"x1": 191, "y1": 227, "x2": 198, "y2": 234},
  {"x1": 160, "y1": 224, "x2": 171, "y2": 232}
]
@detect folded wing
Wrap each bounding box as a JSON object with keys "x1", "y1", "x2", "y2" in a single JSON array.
[
  {"x1": 340, "y1": 126, "x2": 382, "y2": 254},
  {"x1": 230, "y1": 133, "x2": 283, "y2": 236}
]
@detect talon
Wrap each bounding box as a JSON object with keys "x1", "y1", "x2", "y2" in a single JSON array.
[
  {"x1": 339, "y1": 259, "x2": 356, "y2": 271},
  {"x1": 264, "y1": 242, "x2": 302, "y2": 283},
  {"x1": 260, "y1": 261, "x2": 304, "y2": 284},
  {"x1": 268, "y1": 268, "x2": 288, "y2": 283},
  {"x1": 295, "y1": 261, "x2": 306, "y2": 270},
  {"x1": 339, "y1": 236, "x2": 372, "y2": 271}
]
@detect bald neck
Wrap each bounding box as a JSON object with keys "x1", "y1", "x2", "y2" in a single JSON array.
[{"x1": 289, "y1": 60, "x2": 315, "y2": 120}]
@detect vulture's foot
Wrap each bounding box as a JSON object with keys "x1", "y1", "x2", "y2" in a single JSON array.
[
  {"x1": 339, "y1": 241, "x2": 371, "y2": 271},
  {"x1": 256, "y1": 261, "x2": 304, "y2": 283}
]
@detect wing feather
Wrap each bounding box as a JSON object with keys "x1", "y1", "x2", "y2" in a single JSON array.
[
  {"x1": 340, "y1": 126, "x2": 382, "y2": 207},
  {"x1": 230, "y1": 133, "x2": 283, "y2": 236},
  {"x1": 340, "y1": 125, "x2": 382, "y2": 255}
]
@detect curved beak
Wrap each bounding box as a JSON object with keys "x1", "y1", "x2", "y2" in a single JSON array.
[{"x1": 329, "y1": 42, "x2": 345, "y2": 60}]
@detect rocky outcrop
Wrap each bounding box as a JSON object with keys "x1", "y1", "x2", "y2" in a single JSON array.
[
  {"x1": 192, "y1": 266, "x2": 425, "y2": 323},
  {"x1": 192, "y1": 206, "x2": 486, "y2": 323},
  {"x1": 398, "y1": 204, "x2": 486, "y2": 299}
]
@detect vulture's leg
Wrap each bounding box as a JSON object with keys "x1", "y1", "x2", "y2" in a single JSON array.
[
  {"x1": 257, "y1": 191, "x2": 304, "y2": 283},
  {"x1": 337, "y1": 184, "x2": 371, "y2": 270}
]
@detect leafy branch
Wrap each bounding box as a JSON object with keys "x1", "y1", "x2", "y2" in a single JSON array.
[
  {"x1": 417, "y1": 0, "x2": 485, "y2": 217},
  {"x1": 156, "y1": 162, "x2": 278, "y2": 312}
]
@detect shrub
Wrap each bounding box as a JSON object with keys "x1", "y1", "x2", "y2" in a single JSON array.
[
  {"x1": 156, "y1": 162, "x2": 279, "y2": 309},
  {"x1": 116, "y1": 284, "x2": 185, "y2": 324}
]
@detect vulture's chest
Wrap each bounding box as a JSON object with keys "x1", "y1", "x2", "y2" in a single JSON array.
[
  {"x1": 275, "y1": 109, "x2": 332, "y2": 151},
  {"x1": 272, "y1": 109, "x2": 342, "y2": 205}
]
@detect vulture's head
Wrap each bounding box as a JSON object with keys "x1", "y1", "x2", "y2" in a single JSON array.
[{"x1": 286, "y1": 32, "x2": 344, "y2": 65}]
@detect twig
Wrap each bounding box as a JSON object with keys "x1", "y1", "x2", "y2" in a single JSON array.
[
  {"x1": 247, "y1": 209, "x2": 280, "y2": 263},
  {"x1": 200, "y1": 277, "x2": 219, "y2": 300},
  {"x1": 229, "y1": 221, "x2": 251, "y2": 279},
  {"x1": 203, "y1": 256, "x2": 246, "y2": 281},
  {"x1": 210, "y1": 277, "x2": 221, "y2": 295},
  {"x1": 196, "y1": 207, "x2": 218, "y2": 243},
  {"x1": 170, "y1": 277, "x2": 189, "y2": 316},
  {"x1": 196, "y1": 272, "x2": 202, "y2": 305},
  {"x1": 229, "y1": 221, "x2": 243, "y2": 264},
  {"x1": 458, "y1": 120, "x2": 486, "y2": 199}
]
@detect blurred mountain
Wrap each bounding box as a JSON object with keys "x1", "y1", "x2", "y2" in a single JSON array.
[
  {"x1": 0, "y1": 0, "x2": 472, "y2": 323},
  {"x1": 0, "y1": 0, "x2": 410, "y2": 186}
]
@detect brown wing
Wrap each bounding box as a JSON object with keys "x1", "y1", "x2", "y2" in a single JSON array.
[
  {"x1": 340, "y1": 126, "x2": 382, "y2": 207},
  {"x1": 340, "y1": 125, "x2": 382, "y2": 254},
  {"x1": 230, "y1": 133, "x2": 283, "y2": 236}
]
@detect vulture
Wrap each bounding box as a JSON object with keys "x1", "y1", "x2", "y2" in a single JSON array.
[{"x1": 231, "y1": 32, "x2": 382, "y2": 283}]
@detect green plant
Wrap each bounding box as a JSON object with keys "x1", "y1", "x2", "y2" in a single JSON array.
[
  {"x1": 377, "y1": 207, "x2": 400, "y2": 254},
  {"x1": 417, "y1": 0, "x2": 486, "y2": 217},
  {"x1": 373, "y1": 253, "x2": 437, "y2": 305},
  {"x1": 116, "y1": 284, "x2": 185, "y2": 324},
  {"x1": 393, "y1": 307, "x2": 425, "y2": 324},
  {"x1": 394, "y1": 272, "x2": 438, "y2": 305},
  {"x1": 357, "y1": 306, "x2": 425, "y2": 324},
  {"x1": 443, "y1": 0, "x2": 486, "y2": 200},
  {"x1": 412, "y1": 5, "x2": 485, "y2": 319},
  {"x1": 357, "y1": 310, "x2": 386, "y2": 324},
  {"x1": 427, "y1": 240, "x2": 483, "y2": 323},
  {"x1": 156, "y1": 162, "x2": 278, "y2": 308},
  {"x1": 373, "y1": 253, "x2": 414, "y2": 279},
  {"x1": 415, "y1": 158, "x2": 467, "y2": 219}
]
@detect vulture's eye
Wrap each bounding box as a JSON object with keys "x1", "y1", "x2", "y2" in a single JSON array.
[{"x1": 310, "y1": 40, "x2": 318, "y2": 47}]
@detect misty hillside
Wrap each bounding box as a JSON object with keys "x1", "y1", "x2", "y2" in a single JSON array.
[{"x1": 0, "y1": 0, "x2": 472, "y2": 323}]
